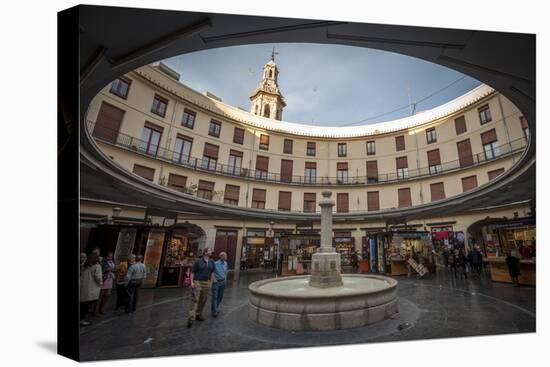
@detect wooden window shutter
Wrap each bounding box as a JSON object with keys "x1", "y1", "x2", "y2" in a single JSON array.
[
  {"x1": 233, "y1": 128, "x2": 244, "y2": 144},
  {"x1": 430, "y1": 182, "x2": 445, "y2": 201},
  {"x1": 132, "y1": 164, "x2": 154, "y2": 181},
  {"x1": 305, "y1": 162, "x2": 317, "y2": 169},
  {"x1": 367, "y1": 191, "x2": 380, "y2": 211},
  {"x1": 280, "y1": 159, "x2": 293, "y2": 182},
  {"x1": 427, "y1": 149, "x2": 441, "y2": 166},
  {"x1": 457, "y1": 139, "x2": 474, "y2": 167},
  {"x1": 229, "y1": 149, "x2": 243, "y2": 157},
  {"x1": 278, "y1": 191, "x2": 292, "y2": 211},
  {"x1": 167, "y1": 173, "x2": 187, "y2": 188},
  {"x1": 255, "y1": 155, "x2": 269, "y2": 171},
  {"x1": 481, "y1": 129, "x2": 497, "y2": 145},
  {"x1": 366, "y1": 161, "x2": 378, "y2": 179},
  {"x1": 203, "y1": 143, "x2": 219, "y2": 159},
  {"x1": 336, "y1": 193, "x2": 349, "y2": 213},
  {"x1": 461, "y1": 175, "x2": 478, "y2": 192},
  {"x1": 304, "y1": 193, "x2": 316, "y2": 202},
  {"x1": 520, "y1": 116, "x2": 528, "y2": 129},
  {"x1": 93, "y1": 102, "x2": 125, "y2": 143},
  {"x1": 337, "y1": 162, "x2": 348, "y2": 170},
  {"x1": 455, "y1": 116, "x2": 467, "y2": 135},
  {"x1": 224, "y1": 184, "x2": 240, "y2": 201},
  {"x1": 396, "y1": 156, "x2": 408, "y2": 169},
  {"x1": 488, "y1": 168, "x2": 505, "y2": 180},
  {"x1": 283, "y1": 139, "x2": 293, "y2": 154},
  {"x1": 395, "y1": 135, "x2": 405, "y2": 151},
  {"x1": 307, "y1": 142, "x2": 316, "y2": 150},
  {"x1": 252, "y1": 188, "x2": 266, "y2": 201},
  {"x1": 260, "y1": 134, "x2": 270, "y2": 145},
  {"x1": 198, "y1": 180, "x2": 215, "y2": 191},
  {"x1": 398, "y1": 188, "x2": 412, "y2": 208}
]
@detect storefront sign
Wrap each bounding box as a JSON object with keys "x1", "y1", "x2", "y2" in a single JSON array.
[{"x1": 493, "y1": 217, "x2": 536, "y2": 229}]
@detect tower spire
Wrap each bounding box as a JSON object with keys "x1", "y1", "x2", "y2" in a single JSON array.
[{"x1": 249, "y1": 53, "x2": 286, "y2": 120}]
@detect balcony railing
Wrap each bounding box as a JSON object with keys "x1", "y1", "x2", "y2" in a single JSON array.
[{"x1": 87, "y1": 120, "x2": 528, "y2": 187}]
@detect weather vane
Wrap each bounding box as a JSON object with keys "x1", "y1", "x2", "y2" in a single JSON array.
[{"x1": 271, "y1": 47, "x2": 278, "y2": 61}]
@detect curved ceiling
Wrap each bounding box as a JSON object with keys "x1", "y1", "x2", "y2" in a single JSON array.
[{"x1": 69, "y1": 5, "x2": 536, "y2": 221}]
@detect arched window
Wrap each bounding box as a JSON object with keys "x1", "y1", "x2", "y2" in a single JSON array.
[
  {"x1": 255, "y1": 104, "x2": 259, "y2": 114},
  {"x1": 269, "y1": 70, "x2": 273, "y2": 78},
  {"x1": 263, "y1": 104, "x2": 270, "y2": 118}
]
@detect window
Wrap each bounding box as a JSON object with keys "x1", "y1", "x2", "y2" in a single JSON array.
[
  {"x1": 398, "y1": 188, "x2": 412, "y2": 208},
  {"x1": 520, "y1": 116, "x2": 529, "y2": 142},
  {"x1": 172, "y1": 134, "x2": 193, "y2": 163},
  {"x1": 430, "y1": 182, "x2": 446, "y2": 201},
  {"x1": 110, "y1": 77, "x2": 130, "y2": 99},
  {"x1": 255, "y1": 155, "x2": 269, "y2": 180},
  {"x1": 263, "y1": 104, "x2": 270, "y2": 118},
  {"x1": 426, "y1": 128, "x2": 437, "y2": 144},
  {"x1": 367, "y1": 191, "x2": 379, "y2": 211},
  {"x1": 280, "y1": 159, "x2": 293, "y2": 183},
  {"x1": 278, "y1": 191, "x2": 292, "y2": 211},
  {"x1": 366, "y1": 161, "x2": 378, "y2": 183},
  {"x1": 488, "y1": 168, "x2": 505, "y2": 181},
  {"x1": 455, "y1": 115, "x2": 467, "y2": 135},
  {"x1": 338, "y1": 143, "x2": 347, "y2": 157},
  {"x1": 259, "y1": 134, "x2": 270, "y2": 150},
  {"x1": 227, "y1": 150, "x2": 243, "y2": 175},
  {"x1": 396, "y1": 156, "x2": 408, "y2": 180},
  {"x1": 181, "y1": 109, "x2": 196, "y2": 129},
  {"x1": 336, "y1": 193, "x2": 349, "y2": 213},
  {"x1": 139, "y1": 122, "x2": 163, "y2": 155},
  {"x1": 202, "y1": 143, "x2": 219, "y2": 171},
  {"x1": 303, "y1": 193, "x2": 316, "y2": 213},
  {"x1": 395, "y1": 135, "x2": 405, "y2": 151},
  {"x1": 478, "y1": 104, "x2": 492, "y2": 124},
  {"x1": 337, "y1": 162, "x2": 348, "y2": 184},
  {"x1": 366, "y1": 141, "x2": 376, "y2": 155},
  {"x1": 304, "y1": 162, "x2": 317, "y2": 184},
  {"x1": 208, "y1": 120, "x2": 221, "y2": 137},
  {"x1": 251, "y1": 188, "x2": 266, "y2": 209},
  {"x1": 197, "y1": 180, "x2": 215, "y2": 200},
  {"x1": 457, "y1": 139, "x2": 474, "y2": 167},
  {"x1": 427, "y1": 149, "x2": 442, "y2": 175},
  {"x1": 461, "y1": 175, "x2": 478, "y2": 192},
  {"x1": 233, "y1": 127, "x2": 245, "y2": 144},
  {"x1": 132, "y1": 164, "x2": 155, "y2": 181},
  {"x1": 283, "y1": 139, "x2": 293, "y2": 154},
  {"x1": 307, "y1": 142, "x2": 316, "y2": 156},
  {"x1": 151, "y1": 95, "x2": 168, "y2": 117},
  {"x1": 92, "y1": 102, "x2": 125, "y2": 144},
  {"x1": 167, "y1": 173, "x2": 187, "y2": 190},
  {"x1": 481, "y1": 129, "x2": 499, "y2": 160},
  {"x1": 223, "y1": 184, "x2": 240, "y2": 205}
]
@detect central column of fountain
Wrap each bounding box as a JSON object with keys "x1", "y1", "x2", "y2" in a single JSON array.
[{"x1": 309, "y1": 191, "x2": 343, "y2": 288}]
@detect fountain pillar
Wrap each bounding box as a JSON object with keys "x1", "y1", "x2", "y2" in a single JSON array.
[{"x1": 309, "y1": 191, "x2": 343, "y2": 288}]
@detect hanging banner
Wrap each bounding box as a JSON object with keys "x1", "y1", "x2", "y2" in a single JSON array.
[{"x1": 113, "y1": 228, "x2": 137, "y2": 264}]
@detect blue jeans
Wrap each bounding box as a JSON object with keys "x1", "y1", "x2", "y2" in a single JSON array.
[{"x1": 211, "y1": 281, "x2": 225, "y2": 315}]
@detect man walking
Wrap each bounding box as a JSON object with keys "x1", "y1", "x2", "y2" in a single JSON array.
[
  {"x1": 187, "y1": 248, "x2": 215, "y2": 328},
  {"x1": 211, "y1": 252, "x2": 229, "y2": 317},
  {"x1": 124, "y1": 254, "x2": 146, "y2": 313}
]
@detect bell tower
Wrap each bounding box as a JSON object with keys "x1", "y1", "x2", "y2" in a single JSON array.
[{"x1": 250, "y1": 49, "x2": 286, "y2": 120}]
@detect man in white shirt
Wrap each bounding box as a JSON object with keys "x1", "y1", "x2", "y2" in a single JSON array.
[{"x1": 124, "y1": 255, "x2": 146, "y2": 313}]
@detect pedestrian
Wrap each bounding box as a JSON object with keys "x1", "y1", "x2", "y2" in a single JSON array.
[
  {"x1": 187, "y1": 248, "x2": 215, "y2": 328},
  {"x1": 80, "y1": 253, "x2": 102, "y2": 326},
  {"x1": 442, "y1": 248, "x2": 449, "y2": 268},
  {"x1": 350, "y1": 251, "x2": 359, "y2": 271},
  {"x1": 114, "y1": 255, "x2": 131, "y2": 311},
  {"x1": 457, "y1": 248, "x2": 468, "y2": 279},
  {"x1": 211, "y1": 251, "x2": 229, "y2": 317},
  {"x1": 448, "y1": 250, "x2": 457, "y2": 278},
  {"x1": 506, "y1": 250, "x2": 521, "y2": 287},
  {"x1": 91, "y1": 247, "x2": 103, "y2": 262},
  {"x1": 124, "y1": 254, "x2": 146, "y2": 313},
  {"x1": 469, "y1": 246, "x2": 483, "y2": 277},
  {"x1": 96, "y1": 252, "x2": 115, "y2": 315}
]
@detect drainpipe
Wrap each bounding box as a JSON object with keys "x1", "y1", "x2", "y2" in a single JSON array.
[
  {"x1": 414, "y1": 131, "x2": 424, "y2": 204},
  {"x1": 159, "y1": 100, "x2": 178, "y2": 182}
]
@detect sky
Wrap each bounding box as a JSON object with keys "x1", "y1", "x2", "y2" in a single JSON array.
[{"x1": 163, "y1": 43, "x2": 481, "y2": 127}]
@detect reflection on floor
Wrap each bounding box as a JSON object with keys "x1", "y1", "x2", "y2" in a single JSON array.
[{"x1": 79, "y1": 267, "x2": 536, "y2": 361}]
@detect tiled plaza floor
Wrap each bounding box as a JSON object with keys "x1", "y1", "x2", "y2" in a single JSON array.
[{"x1": 79, "y1": 267, "x2": 535, "y2": 361}]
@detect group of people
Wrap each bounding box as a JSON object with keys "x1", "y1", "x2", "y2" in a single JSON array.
[
  {"x1": 441, "y1": 246, "x2": 484, "y2": 279},
  {"x1": 80, "y1": 248, "x2": 146, "y2": 326}
]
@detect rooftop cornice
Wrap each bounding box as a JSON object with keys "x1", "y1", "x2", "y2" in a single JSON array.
[{"x1": 134, "y1": 65, "x2": 494, "y2": 139}]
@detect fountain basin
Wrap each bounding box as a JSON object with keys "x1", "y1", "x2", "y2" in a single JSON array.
[{"x1": 248, "y1": 274, "x2": 398, "y2": 331}]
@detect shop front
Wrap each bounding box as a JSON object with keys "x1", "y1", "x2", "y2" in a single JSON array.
[
  {"x1": 362, "y1": 231, "x2": 390, "y2": 275},
  {"x1": 333, "y1": 231, "x2": 355, "y2": 266},
  {"x1": 241, "y1": 229, "x2": 267, "y2": 269},
  {"x1": 277, "y1": 232, "x2": 320, "y2": 276},
  {"x1": 387, "y1": 231, "x2": 434, "y2": 275}
]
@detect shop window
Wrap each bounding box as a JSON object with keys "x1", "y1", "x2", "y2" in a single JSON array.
[
  {"x1": 478, "y1": 104, "x2": 492, "y2": 124},
  {"x1": 181, "y1": 108, "x2": 196, "y2": 129},
  {"x1": 259, "y1": 134, "x2": 270, "y2": 150},
  {"x1": 151, "y1": 94, "x2": 168, "y2": 117},
  {"x1": 233, "y1": 127, "x2": 245, "y2": 144},
  {"x1": 303, "y1": 193, "x2": 316, "y2": 213},
  {"x1": 208, "y1": 119, "x2": 221, "y2": 138},
  {"x1": 251, "y1": 188, "x2": 266, "y2": 209},
  {"x1": 283, "y1": 139, "x2": 293, "y2": 154},
  {"x1": 426, "y1": 127, "x2": 437, "y2": 144},
  {"x1": 338, "y1": 143, "x2": 347, "y2": 157},
  {"x1": 109, "y1": 77, "x2": 131, "y2": 99},
  {"x1": 172, "y1": 134, "x2": 192, "y2": 163},
  {"x1": 307, "y1": 142, "x2": 316, "y2": 156},
  {"x1": 366, "y1": 140, "x2": 376, "y2": 155},
  {"x1": 139, "y1": 122, "x2": 163, "y2": 156}
]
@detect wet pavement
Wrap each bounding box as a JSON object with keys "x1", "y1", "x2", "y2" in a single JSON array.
[{"x1": 79, "y1": 267, "x2": 536, "y2": 361}]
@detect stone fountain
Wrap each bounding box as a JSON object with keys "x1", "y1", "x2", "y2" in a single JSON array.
[{"x1": 248, "y1": 191, "x2": 398, "y2": 331}]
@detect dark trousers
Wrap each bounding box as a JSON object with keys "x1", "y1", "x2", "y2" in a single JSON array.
[
  {"x1": 80, "y1": 300, "x2": 95, "y2": 320},
  {"x1": 125, "y1": 281, "x2": 141, "y2": 313},
  {"x1": 472, "y1": 263, "x2": 482, "y2": 276},
  {"x1": 115, "y1": 284, "x2": 127, "y2": 310},
  {"x1": 211, "y1": 281, "x2": 226, "y2": 314}
]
